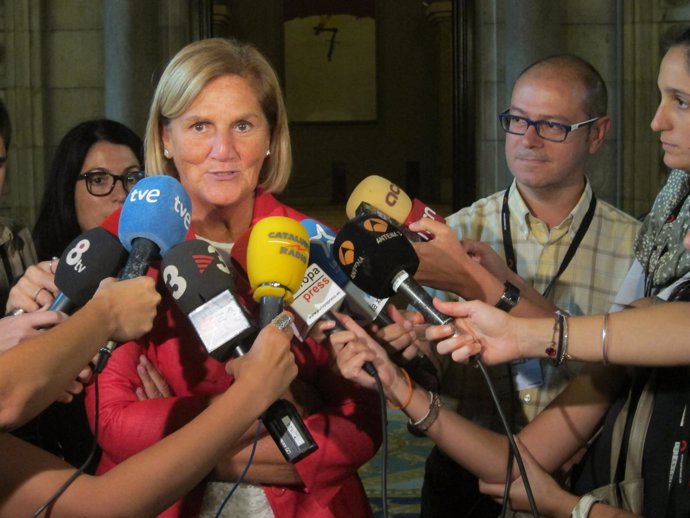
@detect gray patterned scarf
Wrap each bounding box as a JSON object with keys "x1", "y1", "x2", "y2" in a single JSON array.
[{"x1": 634, "y1": 168, "x2": 690, "y2": 294}]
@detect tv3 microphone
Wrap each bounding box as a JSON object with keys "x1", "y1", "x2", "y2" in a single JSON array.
[
  {"x1": 161, "y1": 239, "x2": 257, "y2": 362},
  {"x1": 94, "y1": 175, "x2": 192, "y2": 373},
  {"x1": 49, "y1": 227, "x2": 129, "y2": 314},
  {"x1": 245, "y1": 216, "x2": 318, "y2": 462},
  {"x1": 346, "y1": 175, "x2": 446, "y2": 241},
  {"x1": 162, "y1": 241, "x2": 315, "y2": 461}
]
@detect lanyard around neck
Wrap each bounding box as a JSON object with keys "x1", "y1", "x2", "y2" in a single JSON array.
[{"x1": 501, "y1": 185, "x2": 597, "y2": 298}]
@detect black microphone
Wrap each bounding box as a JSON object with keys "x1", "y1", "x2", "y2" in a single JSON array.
[
  {"x1": 301, "y1": 218, "x2": 392, "y2": 327},
  {"x1": 333, "y1": 214, "x2": 454, "y2": 329},
  {"x1": 49, "y1": 227, "x2": 128, "y2": 314},
  {"x1": 302, "y1": 218, "x2": 437, "y2": 386},
  {"x1": 94, "y1": 176, "x2": 193, "y2": 373},
  {"x1": 161, "y1": 239, "x2": 257, "y2": 362}
]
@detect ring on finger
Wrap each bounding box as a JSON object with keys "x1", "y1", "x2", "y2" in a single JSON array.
[{"x1": 33, "y1": 287, "x2": 48, "y2": 302}]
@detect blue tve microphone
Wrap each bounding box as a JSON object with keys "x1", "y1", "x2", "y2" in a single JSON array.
[
  {"x1": 95, "y1": 175, "x2": 193, "y2": 372},
  {"x1": 49, "y1": 227, "x2": 128, "y2": 314},
  {"x1": 118, "y1": 175, "x2": 193, "y2": 279}
]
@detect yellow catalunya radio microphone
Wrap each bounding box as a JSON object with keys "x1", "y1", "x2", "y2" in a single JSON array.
[{"x1": 247, "y1": 216, "x2": 310, "y2": 325}]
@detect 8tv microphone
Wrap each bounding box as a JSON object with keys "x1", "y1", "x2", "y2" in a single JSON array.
[{"x1": 49, "y1": 227, "x2": 129, "y2": 314}]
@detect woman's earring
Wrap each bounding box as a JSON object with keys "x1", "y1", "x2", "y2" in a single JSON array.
[
  {"x1": 266, "y1": 149, "x2": 271, "y2": 156},
  {"x1": 164, "y1": 149, "x2": 171, "y2": 159}
]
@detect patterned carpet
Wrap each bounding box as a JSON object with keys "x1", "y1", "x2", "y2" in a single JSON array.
[{"x1": 359, "y1": 409, "x2": 435, "y2": 518}]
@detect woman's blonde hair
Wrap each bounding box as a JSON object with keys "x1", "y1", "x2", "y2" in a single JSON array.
[{"x1": 144, "y1": 38, "x2": 291, "y2": 193}]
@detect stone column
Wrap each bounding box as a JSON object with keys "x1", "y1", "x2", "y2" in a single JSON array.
[
  {"x1": 103, "y1": 0, "x2": 161, "y2": 137},
  {"x1": 504, "y1": 0, "x2": 562, "y2": 90},
  {"x1": 426, "y1": 1, "x2": 453, "y2": 204}
]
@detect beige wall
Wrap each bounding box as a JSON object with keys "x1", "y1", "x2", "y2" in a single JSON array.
[{"x1": 3, "y1": 0, "x2": 690, "y2": 228}]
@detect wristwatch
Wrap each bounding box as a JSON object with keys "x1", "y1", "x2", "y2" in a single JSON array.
[{"x1": 495, "y1": 281, "x2": 521, "y2": 312}]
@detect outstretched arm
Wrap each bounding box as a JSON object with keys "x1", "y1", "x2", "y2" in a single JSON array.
[
  {"x1": 478, "y1": 439, "x2": 637, "y2": 518},
  {"x1": 0, "y1": 315, "x2": 298, "y2": 518},
  {"x1": 410, "y1": 218, "x2": 556, "y2": 317},
  {"x1": 0, "y1": 277, "x2": 160, "y2": 431},
  {"x1": 426, "y1": 297, "x2": 690, "y2": 367},
  {"x1": 326, "y1": 313, "x2": 622, "y2": 485}
]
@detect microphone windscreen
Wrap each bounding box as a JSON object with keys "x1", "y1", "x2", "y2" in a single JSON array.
[
  {"x1": 300, "y1": 218, "x2": 349, "y2": 288},
  {"x1": 345, "y1": 175, "x2": 412, "y2": 224},
  {"x1": 247, "y1": 216, "x2": 310, "y2": 304},
  {"x1": 333, "y1": 214, "x2": 419, "y2": 298},
  {"x1": 161, "y1": 239, "x2": 234, "y2": 314},
  {"x1": 53, "y1": 227, "x2": 129, "y2": 309},
  {"x1": 118, "y1": 176, "x2": 192, "y2": 256}
]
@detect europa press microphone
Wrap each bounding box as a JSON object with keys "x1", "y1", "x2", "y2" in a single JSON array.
[
  {"x1": 49, "y1": 227, "x2": 128, "y2": 314},
  {"x1": 245, "y1": 216, "x2": 319, "y2": 461},
  {"x1": 284, "y1": 241, "x2": 379, "y2": 378},
  {"x1": 346, "y1": 174, "x2": 446, "y2": 241},
  {"x1": 94, "y1": 175, "x2": 192, "y2": 373},
  {"x1": 300, "y1": 218, "x2": 391, "y2": 327}
]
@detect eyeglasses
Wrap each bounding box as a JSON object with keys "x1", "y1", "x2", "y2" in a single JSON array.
[
  {"x1": 498, "y1": 110, "x2": 601, "y2": 143},
  {"x1": 77, "y1": 170, "x2": 146, "y2": 196}
]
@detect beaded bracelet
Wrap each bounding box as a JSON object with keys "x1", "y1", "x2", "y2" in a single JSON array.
[
  {"x1": 386, "y1": 368, "x2": 413, "y2": 411},
  {"x1": 546, "y1": 310, "x2": 570, "y2": 366}
]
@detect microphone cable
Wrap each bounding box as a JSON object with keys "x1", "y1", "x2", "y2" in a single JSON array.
[
  {"x1": 473, "y1": 358, "x2": 539, "y2": 518},
  {"x1": 213, "y1": 419, "x2": 263, "y2": 518},
  {"x1": 370, "y1": 366, "x2": 389, "y2": 518},
  {"x1": 32, "y1": 372, "x2": 102, "y2": 518}
]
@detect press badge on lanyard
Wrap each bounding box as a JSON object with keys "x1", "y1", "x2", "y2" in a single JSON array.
[
  {"x1": 511, "y1": 358, "x2": 544, "y2": 391},
  {"x1": 500, "y1": 186, "x2": 596, "y2": 393}
]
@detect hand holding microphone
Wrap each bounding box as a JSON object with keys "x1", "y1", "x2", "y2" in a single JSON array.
[
  {"x1": 95, "y1": 176, "x2": 192, "y2": 373},
  {"x1": 5, "y1": 227, "x2": 128, "y2": 315},
  {"x1": 161, "y1": 237, "x2": 313, "y2": 462},
  {"x1": 5, "y1": 260, "x2": 60, "y2": 313},
  {"x1": 334, "y1": 214, "x2": 468, "y2": 351},
  {"x1": 243, "y1": 216, "x2": 319, "y2": 462},
  {"x1": 225, "y1": 311, "x2": 299, "y2": 413},
  {"x1": 346, "y1": 175, "x2": 446, "y2": 242},
  {"x1": 92, "y1": 277, "x2": 161, "y2": 342}
]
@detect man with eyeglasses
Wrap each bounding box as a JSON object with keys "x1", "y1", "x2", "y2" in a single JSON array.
[
  {"x1": 0, "y1": 97, "x2": 37, "y2": 311},
  {"x1": 411, "y1": 55, "x2": 641, "y2": 518}
]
